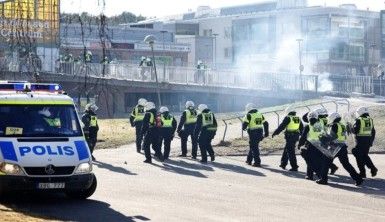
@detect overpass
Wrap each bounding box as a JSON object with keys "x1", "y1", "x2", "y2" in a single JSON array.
[{"x1": 1, "y1": 63, "x2": 320, "y2": 117}]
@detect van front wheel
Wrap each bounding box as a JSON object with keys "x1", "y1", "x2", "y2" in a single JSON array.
[{"x1": 65, "y1": 175, "x2": 97, "y2": 199}]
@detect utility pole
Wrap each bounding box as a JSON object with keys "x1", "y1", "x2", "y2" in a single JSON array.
[
  {"x1": 213, "y1": 33, "x2": 219, "y2": 69},
  {"x1": 144, "y1": 35, "x2": 162, "y2": 107},
  {"x1": 296, "y1": 38, "x2": 304, "y2": 101},
  {"x1": 160, "y1": 30, "x2": 167, "y2": 81}
]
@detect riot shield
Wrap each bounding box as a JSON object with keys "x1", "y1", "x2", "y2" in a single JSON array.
[
  {"x1": 308, "y1": 124, "x2": 343, "y2": 159},
  {"x1": 309, "y1": 139, "x2": 342, "y2": 159}
]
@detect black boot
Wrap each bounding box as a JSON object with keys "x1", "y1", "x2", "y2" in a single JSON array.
[
  {"x1": 330, "y1": 164, "x2": 338, "y2": 175},
  {"x1": 355, "y1": 177, "x2": 364, "y2": 186},
  {"x1": 289, "y1": 167, "x2": 298, "y2": 172},
  {"x1": 143, "y1": 159, "x2": 152, "y2": 164},
  {"x1": 316, "y1": 179, "x2": 328, "y2": 185},
  {"x1": 305, "y1": 175, "x2": 313, "y2": 180},
  {"x1": 371, "y1": 168, "x2": 378, "y2": 177}
]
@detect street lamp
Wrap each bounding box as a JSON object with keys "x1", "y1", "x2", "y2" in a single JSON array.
[
  {"x1": 160, "y1": 30, "x2": 168, "y2": 80},
  {"x1": 212, "y1": 33, "x2": 219, "y2": 68},
  {"x1": 144, "y1": 35, "x2": 162, "y2": 107},
  {"x1": 296, "y1": 38, "x2": 304, "y2": 101},
  {"x1": 369, "y1": 43, "x2": 377, "y2": 95}
]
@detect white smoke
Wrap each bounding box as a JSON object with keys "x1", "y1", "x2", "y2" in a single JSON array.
[{"x1": 317, "y1": 73, "x2": 334, "y2": 92}]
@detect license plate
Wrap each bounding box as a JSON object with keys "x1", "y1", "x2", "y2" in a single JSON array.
[{"x1": 37, "y1": 183, "x2": 65, "y2": 189}]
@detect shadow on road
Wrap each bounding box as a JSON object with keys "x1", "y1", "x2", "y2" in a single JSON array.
[
  {"x1": 328, "y1": 176, "x2": 385, "y2": 197},
  {"x1": 94, "y1": 160, "x2": 137, "y2": 176},
  {"x1": 264, "y1": 165, "x2": 385, "y2": 197},
  {"x1": 211, "y1": 162, "x2": 266, "y2": 177},
  {"x1": 143, "y1": 160, "x2": 208, "y2": 178},
  {"x1": 262, "y1": 166, "x2": 307, "y2": 179},
  {"x1": 165, "y1": 159, "x2": 214, "y2": 171},
  {"x1": 160, "y1": 162, "x2": 208, "y2": 178},
  {"x1": 0, "y1": 193, "x2": 149, "y2": 222}
]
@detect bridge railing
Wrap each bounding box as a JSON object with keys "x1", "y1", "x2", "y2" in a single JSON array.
[
  {"x1": 56, "y1": 62, "x2": 319, "y2": 92},
  {"x1": 328, "y1": 75, "x2": 373, "y2": 95}
]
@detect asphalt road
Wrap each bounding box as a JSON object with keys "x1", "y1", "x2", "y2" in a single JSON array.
[{"x1": 2, "y1": 144, "x2": 385, "y2": 222}]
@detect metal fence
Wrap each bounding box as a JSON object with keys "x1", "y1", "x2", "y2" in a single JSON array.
[
  {"x1": 329, "y1": 75, "x2": 373, "y2": 95},
  {"x1": 54, "y1": 62, "x2": 319, "y2": 92},
  {"x1": 220, "y1": 99, "x2": 351, "y2": 143},
  {"x1": 2, "y1": 60, "x2": 378, "y2": 96}
]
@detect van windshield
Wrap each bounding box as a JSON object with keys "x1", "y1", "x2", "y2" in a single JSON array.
[{"x1": 0, "y1": 105, "x2": 82, "y2": 137}]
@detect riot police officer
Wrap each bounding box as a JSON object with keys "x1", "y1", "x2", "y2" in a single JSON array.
[
  {"x1": 159, "y1": 106, "x2": 177, "y2": 160},
  {"x1": 130, "y1": 98, "x2": 147, "y2": 153},
  {"x1": 272, "y1": 106, "x2": 303, "y2": 171},
  {"x1": 82, "y1": 104, "x2": 99, "y2": 161},
  {"x1": 352, "y1": 107, "x2": 377, "y2": 178},
  {"x1": 298, "y1": 110, "x2": 328, "y2": 184},
  {"x1": 194, "y1": 104, "x2": 217, "y2": 163},
  {"x1": 141, "y1": 102, "x2": 163, "y2": 163},
  {"x1": 177, "y1": 101, "x2": 198, "y2": 158},
  {"x1": 242, "y1": 103, "x2": 269, "y2": 167},
  {"x1": 317, "y1": 108, "x2": 339, "y2": 175},
  {"x1": 328, "y1": 112, "x2": 363, "y2": 186}
]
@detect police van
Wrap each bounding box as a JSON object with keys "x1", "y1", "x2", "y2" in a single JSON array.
[{"x1": 0, "y1": 82, "x2": 96, "y2": 199}]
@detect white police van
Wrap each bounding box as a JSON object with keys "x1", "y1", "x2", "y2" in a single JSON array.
[{"x1": 0, "y1": 82, "x2": 96, "y2": 199}]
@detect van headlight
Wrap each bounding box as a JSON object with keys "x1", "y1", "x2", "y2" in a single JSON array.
[
  {"x1": 74, "y1": 163, "x2": 92, "y2": 174},
  {"x1": 0, "y1": 163, "x2": 25, "y2": 176}
]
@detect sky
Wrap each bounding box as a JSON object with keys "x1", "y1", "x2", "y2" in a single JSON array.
[{"x1": 61, "y1": 0, "x2": 385, "y2": 17}]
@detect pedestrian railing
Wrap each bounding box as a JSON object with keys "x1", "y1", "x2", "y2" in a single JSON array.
[
  {"x1": 53, "y1": 62, "x2": 319, "y2": 93},
  {"x1": 329, "y1": 75, "x2": 373, "y2": 95},
  {"x1": 220, "y1": 99, "x2": 351, "y2": 143}
]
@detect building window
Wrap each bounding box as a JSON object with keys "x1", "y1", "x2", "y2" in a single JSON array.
[
  {"x1": 203, "y1": 29, "x2": 212, "y2": 37},
  {"x1": 224, "y1": 48, "x2": 231, "y2": 58},
  {"x1": 224, "y1": 27, "x2": 231, "y2": 39}
]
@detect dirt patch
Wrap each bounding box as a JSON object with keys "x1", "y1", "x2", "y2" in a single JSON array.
[
  {"x1": 0, "y1": 205, "x2": 56, "y2": 222},
  {"x1": 96, "y1": 119, "x2": 135, "y2": 150},
  {"x1": 367, "y1": 105, "x2": 385, "y2": 153},
  {"x1": 213, "y1": 134, "x2": 286, "y2": 156}
]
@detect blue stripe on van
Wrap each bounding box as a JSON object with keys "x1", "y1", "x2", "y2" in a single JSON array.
[
  {"x1": 0, "y1": 142, "x2": 18, "y2": 162},
  {"x1": 74, "y1": 141, "x2": 90, "y2": 161}
]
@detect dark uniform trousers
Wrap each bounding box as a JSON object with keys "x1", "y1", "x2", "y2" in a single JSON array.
[
  {"x1": 160, "y1": 128, "x2": 174, "y2": 160},
  {"x1": 301, "y1": 145, "x2": 331, "y2": 181},
  {"x1": 281, "y1": 133, "x2": 299, "y2": 169},
  {"x1": 247, "y1": 129, "x2": 264, "y2": 165},
  {"x1": 135, "y1": 121, "x2": 143, "y2": 152},
  {"x1": 86, "y1": 129, "x2": 97, "y2": 154},
  {"x1": 198, "y1": 131, "x2": 215, "y2": 162},
  {"x1": 352, "y1": 137, "x2": 377, "y2": 175},
  {"x1": 319, "y1": 152, "x2": 332, "y2": 182},
  {"x1": 181, "y1": 124, "x2": 198, "y2": 157},
  {"x1": 335, "y1": 145, "x2": 361, "y2": 181},
  {"x1": 301, "y1": 146, "x2": 323, "y2": 179},
  {"x1": 143, "y1": 128, "x2": 163, "y2": 161}
]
